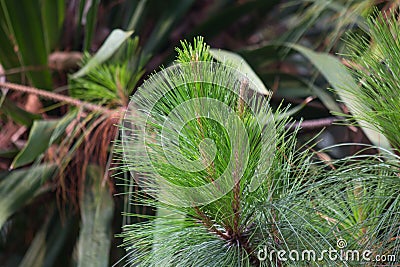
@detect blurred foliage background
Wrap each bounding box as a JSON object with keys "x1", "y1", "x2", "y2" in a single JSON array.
[{"x1": 0, "y1": 0, "x2": 398, "y2": 266}]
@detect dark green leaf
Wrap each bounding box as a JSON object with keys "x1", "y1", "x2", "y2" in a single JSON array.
[
  {"x1": 126, "y1": 0, "x2": 147, "y2": 31},
  {"x1": 11, "y1": 120, "x2": 59, "y2": 169},
  {"x1": 40, "y1": 0, "x2": 65, "y2": 52},
  {"x1": 0, "y1": 164, "x2": 56, "y2": 228},
  {"x1": 0, "y1": 0, "x2": 52, "y2": 89},
  {"x1": 238, "y1": 43, "x2": 282, "y2": 68},
  {"x1": 210, "y1": 48, "x2": 270, "y2": 95},
  {"x1": 0, "y1": 17, "x2": 19, "y2": 70},
  {"x1": 289, "y1": 44, "x2": 392, "y2": 151},
  {"x1": 0, "y1": 148, "x2": 18, "y2": 159},
  {"x1": 1, "y1": 98, "x2": 41, "y2": 126},
  {"x1": 77, "y1": 165, "x2": 114, "y2": 267},
  {"x1": 18, "y1": 208, "x2": 75, "y2": 267},
  {"x1": 83, "y1": 0, "x2": 100, "y2": 51},
  {"x1": 143, "y1": 0, "x2": 195, "y2": 56},
  {"x1": 300, "y1": 78, "x2": 342, "y2": 113}
]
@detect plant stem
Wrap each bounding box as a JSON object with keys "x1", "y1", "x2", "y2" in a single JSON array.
[
  {"x1": 194, "y1": 207, "x2": 230, "y2": 241},
  {"x1": 286, "y1": 117, "x2": 337, "y2": 131},
  {"x1": 0, "y1": 81, "x2": 116, "y2": 116}
]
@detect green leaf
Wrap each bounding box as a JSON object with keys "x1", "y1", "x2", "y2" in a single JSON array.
[
  {"x1": 72, "y1": 29, "x2": 134, "y2": 79},
  {"x1": 274, "y1": 86, "x2": 311, "y2": 98},
  {"x1": 289, "y1": 44, "x2": 393, "y2": 152},
  {"x1": 151, "y1": 206, "x2": 186, "y2": 266},
  {"x1": 18, "y1": 208, "x2": 75, "y2": 267},
  {"x1": 40, "y1": 0, "x2": 65, "y2": 53},
  {"x1": 238, "y1": 43, "x2": 282, "y2": 68},
  {"x1": 0, "y1": 148, "x2": 18, "y2": 159},
  {"x1": 77, "y1": 165, "x2": 114, "y2": 267},
  {"x1": 0, "y1": 0, "x2": 52, "y2": 89},
  {"x1": 11, "y1": 120, "x2": 59, "y2": 169},
  {"x1": 126, "y1": 0, "x2": 147, "y2": 31},
  {"x1": 142, "y1": 0, "x2": 194, "y2": 56},
  {"x1": 0, "y1": 16, "x2": 19, "y2": 70},
  {"x1": 1, "y1": 98, "x2": 41, "y2": 126},
  {"x1": 0, "y1": 164, "x2": 56, "y2": 228},
  {"x1": 210, "y1": 49, "x2": 271, "y2": 95},
  {"x1": 74, "y1": 0, "x2": 86, "y2": 49},
  {"x1": 258, "y1": 72, "x2": 312, "y2": 98},
  {"x1": 0, "y1": 171, "x2": 8, "y2": 181},
  {"x1": 300, "y1": 78, "x2": 342, "y2": 113},
  {"x1": 83, "y1": 0, "x2": 100, "y2": 51},
  {"x1": 280, "y1": 0, "x2": 369, "y2": 50}
]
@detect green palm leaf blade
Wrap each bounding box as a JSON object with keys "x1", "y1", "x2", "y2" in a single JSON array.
[
  {"x1": 289, "y1": 44, "x2": 393, "y2": 154},
  {"x1": 77, "y1": 165, "x2": 114, "y2": 267},
  {"x1": 0, "y1": 164, "x2": 56, "y2": 228},
  {"x1": 11, "y1": 120, "x2": 59, "y2": 169},
  {"x1": 71, "y1": 29, "x2": 133, "y2": 79},
  {"x1": 18, "y1": 208, "x2": 75, "y2": 267}
]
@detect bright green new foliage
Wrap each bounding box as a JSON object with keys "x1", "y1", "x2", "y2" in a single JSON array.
[{"x1": 117, "y1": 37, "x2": 400, "y2": 266}]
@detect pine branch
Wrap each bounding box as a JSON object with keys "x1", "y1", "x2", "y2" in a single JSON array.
[
  {"x1": 0, "y1": 81, "x2": 117, "y2": 116},
  {"x1": 193, "y1": 207, "x2": 230, "y2": 241}
]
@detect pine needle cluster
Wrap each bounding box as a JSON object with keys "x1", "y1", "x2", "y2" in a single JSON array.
[
  {"x1": 69, "y1": 37, "x2": 145, "y2": 108},
  {"x1": 344, "y1": 11, "x2": 400, "y2": 151},
  {"x1": 116, "y1": 37, "x2": 400, "y2": 266}
]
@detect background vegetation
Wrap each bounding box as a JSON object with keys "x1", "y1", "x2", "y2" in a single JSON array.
[{"x1": 0, "y1": 0, "x2": 399, "y2": 266}]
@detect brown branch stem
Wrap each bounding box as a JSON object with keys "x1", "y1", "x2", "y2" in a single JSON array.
[
  {"x1": 286, "y1": 117, "x2": 338, "y2": 131},
  {"x1": 194, "y1": 207, "x2": 230, "y2": 241},
  {"x1": 0, "y1": 81, "x2": 116, "y2": 116}
]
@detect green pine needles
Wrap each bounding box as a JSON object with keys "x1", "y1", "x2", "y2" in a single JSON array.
[
  {"x1": 69, "y1": 37, "x2": 145, "y2": 108},
  {"x1": 344, "y1": 11, "x2": 400, "y2": 151},
  {"x1": 175, "y1": 37, "x2": 213, "y2": 63},
  {"x1": 116, "y1": 37, "x2": 400, "y2": 266}
]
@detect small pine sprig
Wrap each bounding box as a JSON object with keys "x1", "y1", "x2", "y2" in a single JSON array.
[
  {"x1": 175, "y1": 36, "x2": 213, "y2": 63},
  {"x1": 69, "y1": 37, "x2": 145, "y2": 108}
]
